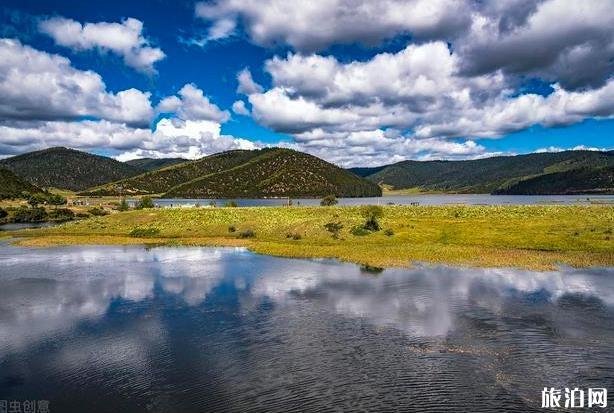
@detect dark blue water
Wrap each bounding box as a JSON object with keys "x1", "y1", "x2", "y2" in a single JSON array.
[{"x1": 0, "y1": 245, "x2": 612, "y2": 412}]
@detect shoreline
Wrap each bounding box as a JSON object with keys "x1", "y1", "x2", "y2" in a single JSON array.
[{"x1": 6, "y1": 204, "x2": 614, "y2": 271}]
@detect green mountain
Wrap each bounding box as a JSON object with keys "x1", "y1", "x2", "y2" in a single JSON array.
[
  {"x1": 0, "y1": 147, "x2": 145, "y2": 191},
  {"x1": 125, "y1": 157, "x2": 188, "y2": 171},
  {"x1": 83, "y1": 148, "x2": 381, "y2": 198},
  {"x1": 494, "y1": 165, "x2": 614, "y2": 195},
  {"x1": 0, "y1": 167, "x2": 45, "y2": 199},
  {"x1": 84, "y1": 149, "x2": 262, "y2": 195},
  {"x1": 164, "y1": 148, "x2": 381, "y2": 198},
  {"x1": 351, "y1": 150, "x2": 614, "y2": 194}
]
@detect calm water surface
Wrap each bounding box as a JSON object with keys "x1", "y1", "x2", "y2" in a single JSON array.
[
  {"x1": 0, "y1": 244, "x2": 613, "y2": 412},
  {"x1": 0, "y1": 222, "x2": 56, "y2": 231},
  {"x1": 148, "y1": 194, "x2": 614, "y2": 207}
]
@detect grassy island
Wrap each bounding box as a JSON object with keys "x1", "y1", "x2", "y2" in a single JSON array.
[{"x1": 5, "y1": 205, "x2": 613, "y2": 270}]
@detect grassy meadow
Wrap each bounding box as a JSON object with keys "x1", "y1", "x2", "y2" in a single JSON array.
[{"x1": 6, "y1": 204, "x2": 613, "y2": 270}]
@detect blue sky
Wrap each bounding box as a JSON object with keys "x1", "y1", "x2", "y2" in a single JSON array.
[{"x1": 0, "y1": 0, "x2": 612, "y2": 166}]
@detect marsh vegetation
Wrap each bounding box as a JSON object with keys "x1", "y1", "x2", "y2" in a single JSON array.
[{"x1": 8, "y1": 205, "x2": 613, "y2": 269}]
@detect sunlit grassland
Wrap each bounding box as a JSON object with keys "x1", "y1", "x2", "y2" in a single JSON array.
[{"x1": 9, "y1": 205, "x2": 614, "y2": 270}]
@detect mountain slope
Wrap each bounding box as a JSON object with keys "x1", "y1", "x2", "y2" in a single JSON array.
[
  {"x1": 0, "y1": 168, "x2": 45, "y2": 199},
  {"x1": 83, "y1": 148, "x2": 381, "y2": 198},
  {"x1": 352, "y1": 150, "x2": 614, "y2": 194},
  {"x1": 164, "y1": 148, "x2": 381, "y2": 198},
  {"x1": 0, "y1": 147, "x2": 144, "y2": 191},
  {"x1": 83, "y1": 150, "x2": 262, "y2": 195},
  {"x1": 494, "y1": 166, "x2": 614, "y2": 195},
  {"x1": 125, "y1": 157, "x2": 188, "y2": 171}
]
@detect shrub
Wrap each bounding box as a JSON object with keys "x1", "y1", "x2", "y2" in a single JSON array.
[
  {"x1": 0, "y1": 207, "x2": 7, "y2": 220},
  {"x1": 350, "y1": 226, "x2": 370, "y2": 236},
  {"x1": 136, "y1": 196, "x2": 155, "y2": 209},
  {"x1": 48, "y1": 194, "x2": 67, "y2": 206},
  {"x1": 384, "y1": 228, "x2": 394, "y2": 237},
  {"x1": 13, "y1": 206, "x2": 47, "y2": 223},
  {"x1": 48, "y1": 208, "x2": 75, "y2": 222},
  {"x1": 360, "y1": 264, "x2": 384, "y2": 274},
  {"x1": 75, "y1": 212, "x2": 90, "y2": 219},
  {"x1": 27, "y1": 193, "x2": 47, "y2": 207},
  {"x1": 361, "y1": 205, "x2": 383, "y2": 219},
  {"x1": 228, "y1": 225, "x2": 236, "y2": 233},
  {"x1": 320, "y1": 195, "x2": 338, "y2": 206},
  {"x1": 360, "y1": 205, "x2": 383, "y2": 231},
  {"x1": 286, "y1": 232, "x2": 302, "y2": 240},
  {"x1": 117, "y1": 198, "x2": 130, "y2": 211},
  {"x1": 324, "y1": 221, "x2": 343, "y2": 239},
  {"x1": 238, "y1": 229, "x2": 255, "y2": 238},
  {"x1": 224, "y1": 200, "x2": 238, "y2": 207},
  {"x1": 88, "y1": 206, "x2": 109, "y2": 216},
  {"x1": 129, "y1": 227, "x2": 160, "y2": 237}
]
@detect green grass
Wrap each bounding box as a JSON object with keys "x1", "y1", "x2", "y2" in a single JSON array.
[{"x1": 7, "y1": 205, "x2": 614, "y2": 270}]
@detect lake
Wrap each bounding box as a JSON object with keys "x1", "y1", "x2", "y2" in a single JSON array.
[
  {"x1": 145, "y1": 194, "x2": 614, "y2": 208},
  {"x1": 0, "y1": 222, "x2": 56, "y2": 231},
  {"x1": 0, "y1": 244, "x2": 612, "y2": 412}
]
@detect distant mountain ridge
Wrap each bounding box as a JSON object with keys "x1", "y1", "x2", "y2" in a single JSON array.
[
  {"x1": 5, "y1": 146, "x2": 610, "y2": 197},
  {"x1": 351, "y1": 150, "x2": 614, "y2": 195},
  {"x1": 83, "y1": 148, "x2": 382, "y2": 198},
  {"x1": 0, "y1": 147, "x2": 145, "y2": 191},
  {"x1": 494, "y1": 165, "x2": 614, "y2": 195}
]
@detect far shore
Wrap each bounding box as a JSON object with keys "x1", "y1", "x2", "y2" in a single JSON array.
[{"x1": 3, "y1": 204, "x2": 613, "y2": 271}]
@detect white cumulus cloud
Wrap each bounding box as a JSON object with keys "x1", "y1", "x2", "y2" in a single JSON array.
[
  {"x1": 200, "y1": 0, "x2": 613, "y2": 90},
  {"x1": 115, "y1": 118, "x2": 257, "y2": 161},
  {"x1": 232, "y1": 100, "x2": 250, "y2": 116},
  {"x1": 0, "y1": 41, "x2": 252, "y2": 160},
  {"x1": 157, "y1": 84, "x2": 229, "y2": 123},
  {"x1": 195, "y1": 0, "x2": 470, "y2": 51},
  {"x1": 236, "y1": 68, "x2": 263, "y2": 95},
  {"x1": 0, "y1": 117, "x2": 257, "y2": 161},
  {"x1": 39, "y1": 17, "x2": 165, "y2": 73},
  {"x1": 0, "y1": 38, "x2": 154, "y2": 126},
  {"x1": 242, "y1": 39, "x2": 614, "y2": 166}
]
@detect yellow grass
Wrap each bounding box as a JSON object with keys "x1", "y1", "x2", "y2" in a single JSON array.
[{"x1": 7, "y1": 205, "x2": 614, "y2": 270}]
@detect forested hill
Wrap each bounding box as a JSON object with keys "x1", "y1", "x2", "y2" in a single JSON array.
[
  {"x1": 351, "y1": 150, "x2": 614, "y2": 194},
  {"x1": 0, "y1": 167, "x2": 45, "y2": 199},
  {"x1": 494, "y1": 165, "x2": 614, "y2": 195},
  {"x1": 83, "y1": 148, "x2": 382, "y2": 198},
  {"x1": 8, "y1": 146, "x2": 608, "y2": 197},
  {"x1": 0, "y1": 147, "x2": 145, "y2": 191},
  {"x1": 84, "y1": 149, "x2": 263, "y2": 196},
  {"x1": 163, "y1": 148, "x2": 381, "y2": 198}
]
